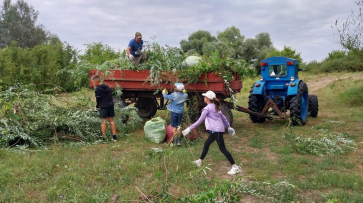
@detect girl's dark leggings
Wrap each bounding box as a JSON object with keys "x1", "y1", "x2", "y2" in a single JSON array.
[{"x1": 200, "y1": 131, "x2": 235, "y2": 165}]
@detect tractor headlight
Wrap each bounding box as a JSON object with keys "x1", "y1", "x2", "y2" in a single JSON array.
[
  {"x1": 259, "y1": 77, "x2": 264, "y2": 82},
  {"x1": 290, "y1": 76, "x2": 295, "y2": 81}
]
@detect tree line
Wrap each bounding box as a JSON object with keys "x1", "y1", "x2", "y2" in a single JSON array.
[{"x1": 0, "y1": 0, "x2": 362, "y2": 92}]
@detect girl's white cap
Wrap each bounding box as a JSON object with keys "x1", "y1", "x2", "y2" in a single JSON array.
[{"x1": 202, "y1": 90, "x2": 216, "y2": 100}]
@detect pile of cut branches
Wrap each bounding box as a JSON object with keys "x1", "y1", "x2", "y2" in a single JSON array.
[
  {"x1": 70, "y1": 43, "x2": 257, "y2": 89},
  {"x1": 69, "y1": 43, "x2": 256, "y2": 107},
  {"x1": 0, "y1": 84, "x2": 142, "y2": 148}
]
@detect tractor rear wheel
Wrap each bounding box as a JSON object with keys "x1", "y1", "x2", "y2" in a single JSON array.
[
  {"x1": 248, "y1": 94, "x2": 266, "y2": 123},
  {"x1": 221, "y1": 103, "x2": 233, "y2": 126},
  {"x1": 308, "y1": 94, "x2": 319, "y2": 117},
  {"x1": 289, "y1": 81, "x2": 308, "y2": 126},
  {"x1": 135, "y1": 97, "x2": 157, "y2": 118}
]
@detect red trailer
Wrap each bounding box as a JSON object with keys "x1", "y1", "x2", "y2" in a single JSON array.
[{"x1": 89, "y1": 69, "x2": 243, "y2": 124}]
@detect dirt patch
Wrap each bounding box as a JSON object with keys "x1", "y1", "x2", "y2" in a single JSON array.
[
  {"x1": 348, "y1": 148, "x2": 363, "y2": 171},
  {"x1": 261, "y1": 147, "x2": 279, "y2": 161},
  {"x1": 239, "y1": 195, "x2": 264, "y2": 203},
  {"x1": 298, "y1": 190, "x2": 325, "y2": 203},
  {"x1": 272, "y1": 171, "x2": 287, "y2": 179},
  {"x1": 308, "y1": 73, "x2": 363, "y2": 94}
]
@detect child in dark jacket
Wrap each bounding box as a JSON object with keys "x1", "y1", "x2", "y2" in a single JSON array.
[{"x1": 91, "y1": 75, "x2": 117, "y2": 142}]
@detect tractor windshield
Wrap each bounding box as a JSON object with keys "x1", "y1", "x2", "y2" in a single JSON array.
[{"x1": 269, "y1": 65, "x2": 287, "y2": 77}]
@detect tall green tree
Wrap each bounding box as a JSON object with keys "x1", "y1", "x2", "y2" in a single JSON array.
[
  {"x1": 180, "y1": 27, "x2": 274, "y2": 69},
  {"x1": 266, "y1": 46, "x2": 303, "y2": 64},
  {"x1": 217, "y1": 26, "x2": 245, "y2": 58},
  {"x1": 240, "y1": 38, "x2": 257, "y2": 63},
  {"x1": 254, "y1": 32, "x2": 274, "y2": 67},
  {"x1": 180, "y1": 30, "x2": 216, "y2": 55},
  {"x1": 256, "y1": 32, "x2": 273, "y2": 49},
  {"x1": 0, "y1": 0, "x2": 47, "y2": 48}
]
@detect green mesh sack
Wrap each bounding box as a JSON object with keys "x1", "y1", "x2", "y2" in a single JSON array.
[{"x1": 144, "y1": 117, "x2": 166, "y2": 144}]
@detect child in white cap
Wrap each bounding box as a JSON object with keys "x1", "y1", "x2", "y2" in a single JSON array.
[
  {"x1": 182, "y1": 90, "x2": 240, "y2": 175},
  {"x1": 162, "y1": 83, "x2": 188, "y2": 145}
]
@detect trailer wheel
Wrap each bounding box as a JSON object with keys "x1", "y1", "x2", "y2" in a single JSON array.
[
  {"x1": 308, "y1": 94, "x2": 319, "y2": 117},
  {"x1": 135, "y1": 97, "x2": 157, "y2": 118},
  {"x1": 289, "y1": 81, "x2": 308, "y2": 126},
  {"x1": 113, "y1": 96, "x2": 129, "y2": 123},
  {"x1": 221, "y1": 103, "x2": 233, "y2": 126},
  {"x1": 248, "y1": 94, "x2": 266, "y2": 123}
]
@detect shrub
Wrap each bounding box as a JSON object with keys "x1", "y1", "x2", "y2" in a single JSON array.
[
  {"x1": 339, "y1": 85, "x2": 363, "y2": 107},
  {"x1": 319, "y1": 58, "x2": 363, "y2": 72},
  {"x1": 80, "y1": 42, "x2": 121, "y2": 65},
  {"x1": 0, "y1": 42, "x2": 78, "y2": 91},
  {"x1": 303, "y1": 50, "x2": 363, "y2": 74}
]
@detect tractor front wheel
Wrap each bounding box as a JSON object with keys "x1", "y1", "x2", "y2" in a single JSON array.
[
  {"x1": 248, "y1": 94, "x2": 266, "y2": 123},
  {"x1": 308, "y1": 94, "x2": 319, "y2": 117},
  {"x1": 289, "y1": 81, "x2": 308, "y2": 126}
]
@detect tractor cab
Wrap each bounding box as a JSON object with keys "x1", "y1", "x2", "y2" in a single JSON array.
[
  {"x1": 261, "y1": 57, "x2": 300, "y2": 82},
  {"x1": 252, "y1": 57, "x2": 302, "y2": 101}
]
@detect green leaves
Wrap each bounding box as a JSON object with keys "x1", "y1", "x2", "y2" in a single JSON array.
[
  {"x1": 80, "y1": 42, "x2": 121, "y2": 65},
  {"x1": 0, "y1": 85, "x2": 142, "y2": 148},
  {"x1": 0, "y1": 42, "x2": 78, "y2": 91},
  {"x1": 266, "y1": 46, "x2": 303, "y2": 64},
  {"x1": 180, "y1": 178, "x2": 297, "y2": 202},
  {"x1": 283, "y1": 129, "x2": 356, "y2": 156},
  {"x1": 179, "y1": 51, "x2": 256, "y2": 84}
]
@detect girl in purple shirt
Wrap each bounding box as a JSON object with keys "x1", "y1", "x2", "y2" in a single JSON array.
[{"x1": 182, "y1": 90, "x2": 241, "y2": 175}]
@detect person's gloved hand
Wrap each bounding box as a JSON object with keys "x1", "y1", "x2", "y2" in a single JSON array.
[
  {"x1": 182, "y1": 128, "x2": 191, "y2": 136},
  {"x1": 128, "y1": 54, "x2": 134, "y2": 60},
  {"x1": 162, "y1": 89, "x2": 168, "y2": 94},
  {"x1": 93, "y1": 107, "x2": 100, "y2": 112},
  {"x1": 183, "y1": 89, "x2": 187, "y2": 93},
  {"x1": 228, "y1": 127, "x2": 236, "y2": 136}
]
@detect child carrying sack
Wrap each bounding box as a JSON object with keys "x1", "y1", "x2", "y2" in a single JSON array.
[{"x1": 144, "y1": 117, "x2": 166, "y2": 144}]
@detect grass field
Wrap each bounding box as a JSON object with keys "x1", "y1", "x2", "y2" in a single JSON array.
[{"x1": 1, "y1": 72, "x2": 363, "y2": 202}]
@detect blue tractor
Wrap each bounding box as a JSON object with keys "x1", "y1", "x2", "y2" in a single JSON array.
[{"x1": 247, "y1": 57, "x2": 319, "y2": 125}]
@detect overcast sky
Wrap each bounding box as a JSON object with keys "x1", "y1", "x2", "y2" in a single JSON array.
[{"x1": 24, "y1": 0, "x2": 357, "y2": 62}]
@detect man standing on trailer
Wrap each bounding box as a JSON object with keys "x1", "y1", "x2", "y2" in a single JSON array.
[{"x1": 126, "y1": 32, "x2": 147, "y2": 65}]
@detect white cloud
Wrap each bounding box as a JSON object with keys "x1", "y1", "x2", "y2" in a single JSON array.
[{"x1": 25, "y1": 0, "x2": 357, "y2": 62}]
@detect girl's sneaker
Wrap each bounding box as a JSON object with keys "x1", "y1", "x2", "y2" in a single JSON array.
[
  {"x1": 193, "y1": 159, "x2": 202, "y2": 167},
  {"x1": 228, "y1": 165, "x2": 241, "y2": 175},
  {"x1": 112, "y1": 135, "x2": 117, "y2": 142}
]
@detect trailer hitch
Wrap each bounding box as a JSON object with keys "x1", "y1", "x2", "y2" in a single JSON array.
[
  {"x1": 260, "y1": 98, "x2": 286, "y2": 119},
  {"x1": 234, "y1": 105, "x2": 273, "y2": 120},
  {"x1": 233, "y1": 98, "x2": 285, "y2": 120}
]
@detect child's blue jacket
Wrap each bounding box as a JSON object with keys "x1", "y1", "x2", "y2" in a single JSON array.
[{"x1": 162, "y1": 92, "x2": 188, "y2": 114}]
